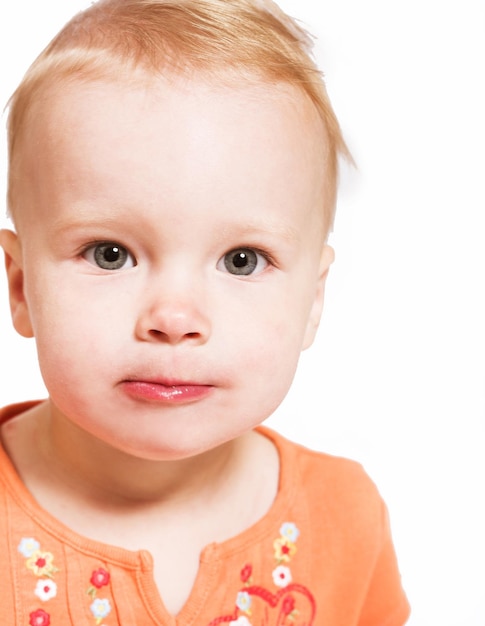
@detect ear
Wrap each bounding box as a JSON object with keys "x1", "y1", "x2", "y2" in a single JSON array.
[
  {"x1": 0, "y1": 229, "x2": 34, "y2": 338},
  {"x1": 302, "y1": 244, "x2": 334, "y2": 350}
]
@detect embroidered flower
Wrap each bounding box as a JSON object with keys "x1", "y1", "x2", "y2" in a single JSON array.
[
  {"x1": 240, "y1": 563, "x2": 252, "y2": 584},
  {"x1": 273, "y1": 536, "x2": 297, "y2": 563},
  {"x1": 26, "y1": 551, "x2": 58, "y2": 578},
  {"x1": 87, "y1": 565, "x2": 113, "y2": 623},
  {"x1": 230, "y1": 617, "x2": 252, "y2": 626},
  {"x1": 282, "y1": 594, "x2": 296, "y2": 616},
  {"x1": 20, "y1": 539, "x2": 59, "y2": 618},
  {"x1": 34, "y1": 579, "x2": 58, "y2": 602},
  {"x1": 29, "y1": 609, "x2": 51, "y2": 626},
  {"x1": 90, "y1": 568, "x2": 110, "y2": 589},
  {"x1": 280, "y1": 522, "x2": 300, "y2": 543},
  {"x1": 90, "y1": 597, "x2": 112, "y2": 622},
  {"x1": 235, "y1": 590, "x2": 252, "y2": 614},
  {"x1": 207, "y1": 520, "x2": 316, "y2": 626},
  {"x1": 272, "y1": 564, "x2": 292, "y2": 588},
  {"x1": 18, "y1": 538, "x2": 41, "y2": 558}
]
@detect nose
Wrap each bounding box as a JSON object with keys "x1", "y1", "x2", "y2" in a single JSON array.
[{"x1": 135, "y1": 285, "x2": 211, "y2": 345}]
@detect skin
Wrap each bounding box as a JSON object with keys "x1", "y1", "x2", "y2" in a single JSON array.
[{"x1": 0, "y1": 73, "x2": 334, "y2": 613}]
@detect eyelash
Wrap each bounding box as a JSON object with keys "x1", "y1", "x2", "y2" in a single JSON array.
[
  {"x1": 79, "y1": 241, "x2": 276, "y2": 276},
  {"x1": 81, "y1": 241, "x2": 136, "y2": 271},
  {"x1": 217, "y1": 246, "x2": 274, "y2": 277}
]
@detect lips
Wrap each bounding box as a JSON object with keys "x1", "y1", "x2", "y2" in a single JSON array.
[{"x1": 121, "y1": 379, "x2": 213, "y2": 403}]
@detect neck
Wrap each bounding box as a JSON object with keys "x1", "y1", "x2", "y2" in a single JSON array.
[
  {"x1": 1, "y1": 399, "x2": 280, "y2": 559},
  {"x1": 6, "y1": 400, "x2": 247, "y2": 509}
]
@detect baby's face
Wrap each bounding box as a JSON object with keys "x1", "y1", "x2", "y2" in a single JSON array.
[{"x1": 7, "y1": 75, "x2": 333, "y2": 460}]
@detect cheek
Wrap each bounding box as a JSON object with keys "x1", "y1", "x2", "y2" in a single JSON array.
[
  {"x1": 24, "y1": 274, "x2": 118, "y2": 378},
  {"x1": 237, "y1": 292, "x2": 308, "y2": 384}
]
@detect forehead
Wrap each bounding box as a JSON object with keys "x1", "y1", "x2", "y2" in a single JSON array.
[
  {"x1": 25, "y1": 71, "x2": 327, "y2": 153},
  {"x1": 13, "y1": 73, "x2": 330, "y2": 238}
]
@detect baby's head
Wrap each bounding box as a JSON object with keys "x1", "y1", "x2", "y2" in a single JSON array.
[
  {"x1": 7, "y1": 0, "x2": 348, "y2": 236},
  {"x1": 1, "y1": 0, "x2": 350, "y2": 459}
]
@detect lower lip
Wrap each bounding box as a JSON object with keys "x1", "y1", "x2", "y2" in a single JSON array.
[{"x1": 121, "y1": 381, "x2": 213, "y2": 404}]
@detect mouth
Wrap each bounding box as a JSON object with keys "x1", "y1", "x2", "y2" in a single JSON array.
[{"x1": 120, "y1": 379, "x2": 214, "y2": 404}]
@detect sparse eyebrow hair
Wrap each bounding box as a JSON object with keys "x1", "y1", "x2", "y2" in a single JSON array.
[
  {"x1": 217, "y1": 218, "x2": 301, "y2": 244},
  {"x1": 45, "y1": 215, "x2": 127, "y2": 241},
  {"x1": 49, "y1": 213, "x2": 302, "y2": 243}
]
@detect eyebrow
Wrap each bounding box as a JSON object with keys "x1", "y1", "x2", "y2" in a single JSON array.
[
  {"x1": 48, "y1": 214, "x2": 129, "y2": 236},
  {"x1": 50, "y1": 214, "x2": 301, "y2": 243},
  {"x1": 218, "y1": 218, "x2": 301, "y2": 244}
]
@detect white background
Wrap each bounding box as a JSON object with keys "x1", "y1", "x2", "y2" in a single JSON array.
[{"x1": 0, "y1": 1, "x2": 484, "y2": 624}]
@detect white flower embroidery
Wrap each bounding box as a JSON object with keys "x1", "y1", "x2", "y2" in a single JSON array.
[
  {"x1": 272, "y1": 564, "x2": 292, "y2": 588},
  {"x1": 18, "y1": 538, "x2": 41, "y2": 558},
  {"x1": 235, "y1": 590, "x2": 252, "y2": 612},
  {"x1": 90, "y1": 598, "x2": 111, "y2": 620},
  {"x1": 279, "y1": 522, "x2": 300, "y2": 543},
  {"x1": 34, "y1": 579, "x2": 58, "y2": 602}
]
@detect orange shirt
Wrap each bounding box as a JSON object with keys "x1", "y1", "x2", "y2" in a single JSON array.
[{"x1": 0, "y1": 402, "x2": 410, "y2": 625}]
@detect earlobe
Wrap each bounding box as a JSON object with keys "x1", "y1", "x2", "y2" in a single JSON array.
[
  {"x1": 0, "y1": 229, "x2": 34, "y2": 338},
  {"x1": 302, "y1": 244, "x2": 334, "y2": 350}
]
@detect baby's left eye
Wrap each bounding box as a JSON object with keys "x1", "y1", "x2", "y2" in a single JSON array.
[
  {"x1": 217, "y1": 248, "x2": 268, "y2": 276},
  {"x1": 82, "y1": 242, "x2": 136, "y2": 271}
]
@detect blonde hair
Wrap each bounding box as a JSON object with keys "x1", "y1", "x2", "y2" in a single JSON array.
[{"x1": 6, "y1": 0, "x2": 350, "y2": 233}]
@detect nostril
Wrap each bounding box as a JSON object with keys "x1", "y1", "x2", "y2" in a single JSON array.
[
  {"x1": 148, "y1": 329, "x2": 166, "y2": 339},
  {"x1": 146, "y1": 329, "x2": 201, "y2": 342}
]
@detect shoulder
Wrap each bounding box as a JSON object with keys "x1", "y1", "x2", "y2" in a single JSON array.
[
  {"x1": 268, "y1": 426, "x2": 380, "y2": 497},
  {"x1": 259, "y1": 428, "x2": 410, "y2": 625},
  {"x1": 264, "y1": 427, "x2": 388, "y2": 538}
]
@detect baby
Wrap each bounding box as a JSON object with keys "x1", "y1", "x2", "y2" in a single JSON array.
[{"x1": 0, "y1": 1, "x2": 410, "y2": 624}]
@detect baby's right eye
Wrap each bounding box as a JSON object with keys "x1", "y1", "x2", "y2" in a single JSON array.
[{"x1": 82, "y1": 242, "x2": 136, "y2": 271}]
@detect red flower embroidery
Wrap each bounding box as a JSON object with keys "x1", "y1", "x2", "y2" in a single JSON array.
[
  {"x1": 208, "y1": 522, "x2": 316, "y2": 625},
  {"x1": 240, "y1": 564, "x2": 252, "y2": 583},
  {"x1": 90, "y1": 567, "x2": 110, "y2": 589},
  {"x1": 29, "y1": 609, "x2": 51, "y2": 626},
  {"x1": 282, "y1": 594, "x2": 295, "y2": 615}
]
